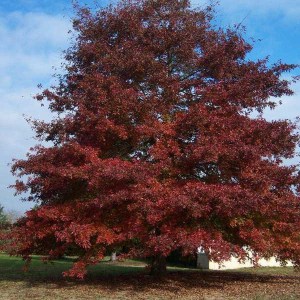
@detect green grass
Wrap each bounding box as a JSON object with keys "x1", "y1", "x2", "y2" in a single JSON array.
[{"x1": 0, "y1": 253, "x2": 147, "y2": 281}]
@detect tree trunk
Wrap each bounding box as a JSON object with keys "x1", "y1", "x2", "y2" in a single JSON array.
[{"x1": 150, "y1": 255, "x2": 167, "y2": 276}]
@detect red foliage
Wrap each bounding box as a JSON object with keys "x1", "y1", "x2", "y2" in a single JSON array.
[{"x1": 5, "y1": 0, "x2": 300, "y2": 277}]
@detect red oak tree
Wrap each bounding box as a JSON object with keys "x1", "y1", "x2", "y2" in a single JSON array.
[{"x1": 7, "y1": 0, "x2": 300, "y2": 277}]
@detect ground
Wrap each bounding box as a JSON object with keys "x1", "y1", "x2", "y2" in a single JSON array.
[{"x1": 0, "y1": 253, "x2": 299, "y2": 299}]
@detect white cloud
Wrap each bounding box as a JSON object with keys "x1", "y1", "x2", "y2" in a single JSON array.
[
  {"x1": 0, "y1": 11, "x2": 71, "y2": 212},
  {"x1": 0, "y1": 11, "x2": 70, "y2": 45},
  {"x1": 0, "y1": 12, "x2": 71, "y2": 83},
  {"x1": 264, "y1": 80, "x2": 300, "y2": 122}
]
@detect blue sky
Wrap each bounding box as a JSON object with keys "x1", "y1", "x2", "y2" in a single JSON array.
[{"x1": 0, "y1": 0, "x2": 300, "y2": 213}]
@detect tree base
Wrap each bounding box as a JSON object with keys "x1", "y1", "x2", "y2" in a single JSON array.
[{"x1": 150, "y1": 255, "x2": 167, "y2": 276}]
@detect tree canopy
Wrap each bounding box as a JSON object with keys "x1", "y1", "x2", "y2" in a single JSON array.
[{"x1": 6, "y1": 0, "x2": 300, "y2": 277}]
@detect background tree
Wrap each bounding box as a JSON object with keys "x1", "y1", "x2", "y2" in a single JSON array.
[
  {"x1": 0, "y1": 205, "x2": 9, "y2": 229},
  {"x1": 5, "y1": 209, "x2": 21, "y2": 225},
  {"x1": 7, "y1": 0, "x2": 300, "y2": 277},
  {"x1": 0, "y1": 206, "x2": 20, "y2": 250}
]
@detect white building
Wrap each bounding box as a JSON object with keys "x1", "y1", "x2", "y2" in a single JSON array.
[{"x1": 197, "y1": 249, "x2": 293, "y2": 270}]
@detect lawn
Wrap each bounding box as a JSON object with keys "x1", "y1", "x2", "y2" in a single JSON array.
[{"x1": 0, "y1": 253, "x2": 299, "y2": 300}]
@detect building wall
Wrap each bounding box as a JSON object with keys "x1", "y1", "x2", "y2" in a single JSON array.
[{"x1": 197, "y1": 253, "x2": 293, "y2": 270}]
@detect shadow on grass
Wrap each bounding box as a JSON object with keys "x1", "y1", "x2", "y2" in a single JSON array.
[{"x1": 1, "y1": 254, "x2": 300, "y2": 295}]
